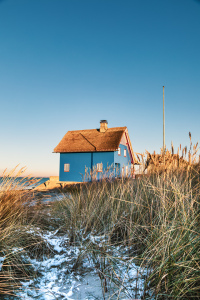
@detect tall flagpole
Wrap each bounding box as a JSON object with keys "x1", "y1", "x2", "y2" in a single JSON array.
[
  {"x1": 163, "y1": 86, "x2": 165, "y2": 155},
  {"x1": 163, "y1": 86, "x2": 166, "y2": 193}
]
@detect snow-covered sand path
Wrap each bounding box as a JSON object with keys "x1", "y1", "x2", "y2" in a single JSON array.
[
  {"x1": 17, "y1": 228, "x2": 146, "y2": 300},
  {"x1": 15, "y1": 193, "x2": 147, "y2": 299}
]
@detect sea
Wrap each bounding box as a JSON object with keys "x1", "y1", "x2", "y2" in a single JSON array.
[{"x1": 0, "y1": 177, "x2": 49, "y2": 190}]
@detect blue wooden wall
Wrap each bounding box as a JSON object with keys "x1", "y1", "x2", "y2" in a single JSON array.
[
  {"x1": 114, "y1": 144, "x2": 131, "y2": 175},
  {"x1": 59, "y1": 144, "x2": 131, "y2": 182},
  {"x1": 60, "y1": 151, "x2": 114, "y2": 182},
  {"x1": 60, "y1": 152, "x2": 91, "y2": 182}
]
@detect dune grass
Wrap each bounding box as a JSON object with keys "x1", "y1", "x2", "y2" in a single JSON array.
[
  {"x1": 0, "y1": 147, "x2": 199, "y2": 299},
  {"x1": 51, "y1": 163, "x2": 200, "y2": 299},
  {"x1": 0, "y1": 167, "x2": 46, "y2": 297}
]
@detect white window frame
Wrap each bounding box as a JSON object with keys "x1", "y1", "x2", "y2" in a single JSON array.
[
  {"x1": 118, "y1": 147, "x2": 121, "y2": 155},
  {"x1": 124, "y1": 149, "x2": 127, "y2": 157},
  {"x1": 97, "y1": 163, "x2": 103, "y2": 172},
  {"x1": 64, "y1": 163, "x2": 70, "y2": 172}
]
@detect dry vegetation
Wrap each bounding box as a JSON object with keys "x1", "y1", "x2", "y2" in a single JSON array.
[
  {"x1": 0, "y1": 138, "x2": 199, "y2": 299},
  {"x1": 51, "y1": 139, "x2": 200, "y2": 299},
  {"x1": 0, "y1": 167, "x2": 47, "y2": 297}
]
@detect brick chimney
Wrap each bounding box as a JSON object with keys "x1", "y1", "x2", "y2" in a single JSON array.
[{"x1": 100, "y1": 120, "x2": 108, "y2": 133}]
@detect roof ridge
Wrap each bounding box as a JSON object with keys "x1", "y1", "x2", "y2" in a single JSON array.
[{"x1": 68, "y1": 126, "x2": 127, "y2": 133}]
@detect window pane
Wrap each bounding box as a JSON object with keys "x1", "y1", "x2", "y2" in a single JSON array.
[
  {"x1": 97, "y1": 163, "x2": 103, "y2": 172},
  {"x1": 126, "y1": 166, "x2": 128, "y2": 176},
  {"x1": 115, "y1": 163, "x2": 120, "y2": 176},
  {"x1": 124, "y1": 149, "x2": 126, "y2": 157},
  {"x1": 118, "y1": 147, "x2": 121, "y2": 155},
  {"x1": 64, "y1": 164, "x2": 70, "y2": 172},
  {"x1": 122, "y1": 167, "x2": 124, "y2": 176}
]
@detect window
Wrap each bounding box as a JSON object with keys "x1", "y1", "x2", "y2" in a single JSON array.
[
  {"x1": 124, "y1": 149, "x2": 127, "y2": 157},
  {"x1": 97, "y1": 163, "x2": 103, "y2": 172},
  {"x1": 126, "y1": 166, "x2": 128, "y2": 176},
  {"x1": 64, "y1": 164, "x2": 70, "y2": 172},
  {"x1": 122, "y1": 166, "x2": 124, "y2": 177},
  {"x1": 115, "y1": 163, "x2": 120, "y2": 176},
  {"x1": 118, "y1": 147, "x2": 121, "y2": 155}
]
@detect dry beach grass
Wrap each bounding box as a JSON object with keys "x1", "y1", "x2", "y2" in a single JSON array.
[
  {"x1": 51, "y1": 168, "x2": 200, "y2": 299},
  {"x1": 0, "y1": 167, "x2": 48, "y2": 297},
  {"x1": 0, "y1": 144, "x2": 199, "y2": 299},
  {"x1": 51, "y1": 144, "x2": 200, "y2": 299}
]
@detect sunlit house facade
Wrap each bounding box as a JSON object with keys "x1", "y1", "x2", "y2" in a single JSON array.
[{"x1": 54, "y1": 120, "x2": 135, "y2": 182}]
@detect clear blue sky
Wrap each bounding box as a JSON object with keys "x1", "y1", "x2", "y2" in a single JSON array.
[{"x1": 0, "y1": 0, "x2": 199, "y2": 176}]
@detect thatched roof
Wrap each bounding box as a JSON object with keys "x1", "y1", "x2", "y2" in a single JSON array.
[{"x1": 54, "y1": 127, "x2": 127, "y2": 153}]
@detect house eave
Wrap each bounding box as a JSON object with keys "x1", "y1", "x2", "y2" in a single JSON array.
[{"x1": 53, "y1": 149, "x2": 118, "y2": 154}]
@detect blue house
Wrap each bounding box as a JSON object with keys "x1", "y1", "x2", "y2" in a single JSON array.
[{"x1": 54, "y1": 121, "x2": 136, "y2": 182}]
